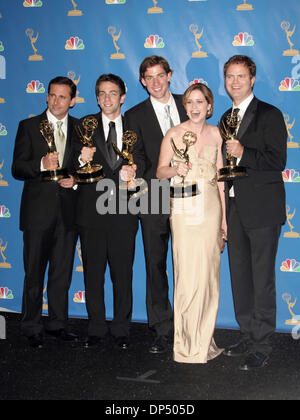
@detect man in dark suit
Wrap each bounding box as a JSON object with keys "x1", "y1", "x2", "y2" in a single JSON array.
[
  {"x1": 124, "y1": 56, "x2": 188, "y2": 354},
  {"x1": 12, "y1": 76, "x2": 79, "y2": 348},
  {"x1": 75, "y1": 74, "x2": 139, "y2": 350},
  {"x1": 221, "y1": 55, "x2": 287, "y2": 370}
]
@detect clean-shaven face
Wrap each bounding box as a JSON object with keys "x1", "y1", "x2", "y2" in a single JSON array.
[
  {"x1": 141, "y1": 64, "x2": 172, "y2": 104},
  {"x1": 185, "y1": 89, "x2": 211, "y2": 123},
  {"x1": 225, "y1": 63, "x2": 255, "y2": 106},
  {"x1": 47, "y1": 84, "x2": 76, "y2": 120},
  {"x1": 97, "y1": 81, "x2": 125, "y2": 119}
]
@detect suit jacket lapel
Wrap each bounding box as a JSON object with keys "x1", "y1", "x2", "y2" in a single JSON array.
[
  {"x1": 121, "y1": 115, "x2": 126, "y2": 152},
  {"x1": 173, "y1": 94, "x2": 187, "y2": 123},
  {"x1": 114, "y1": 116, "x2": 124, "y2": 170},
  {"x1": 39, "y1": 111, "x2": 51, "y2": 155},
  {"x1": 221, "y1": 98, "x2": 258, "y2": 163},
  {"x1": 93, "y1": 113, "x2": 105, "y2": 152},
  {"x1": 112, "y1": 116, "x2": 131, "y2": 169},
  {"x1": 237, "y1": 96, "x2": 258, "y2": 142},
  {"x1": 142, "y1": 95, "x2": 186, "y2": 139},
  {"x1": 145, "y1": 98, "x2": 164, "y2": 138},
  {"x1": 41, "y1": 111, "x2": 74, "y2": 168},
  {"x1": 94, "y1": 112, "x2": 124, "y2": 171}
]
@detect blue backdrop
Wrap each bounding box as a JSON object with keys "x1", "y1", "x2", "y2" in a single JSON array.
[{"x1": 0, "y1": 0, "x2": 300, "y2": 333}]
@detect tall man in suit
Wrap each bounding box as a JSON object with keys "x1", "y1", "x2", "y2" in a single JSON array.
[
  {"x1": 12, "y1": 76, "x2": 79, "y2": 348},
  {"x1": 221, "y1": 55, "x2": 287, "y2": 370},
  {"x1": 124, "y1": 56, "x2": 188, "y2": 353},
  {"x1": 75, "y1": 74, "x2": 139, "y2": 349}
]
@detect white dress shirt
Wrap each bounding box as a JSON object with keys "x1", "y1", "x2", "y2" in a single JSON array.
[
  {"x1": 150, "y1": 94, "x2": 180, "y2": 136},
  {"x1": 234, "y1": 93, "x2": 254, "y2": 127}
]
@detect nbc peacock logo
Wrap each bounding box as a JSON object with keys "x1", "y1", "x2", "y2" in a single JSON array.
[
  {"x1": 23, "y1": 0, "x2": 43, "y2": 7},
  {"x1": 65, "y1": 36, "x2": 85, "y2": 50},
  {"x1": 190, "y1": 78, "x2": 208, "y2": 86},
  {"x1": 73, "y1": 291, "x2": 86, "y2": 303},
  {"x1": 232, "y1": 32, "x2": 254, "y2": 47},
  {"x1": 26, "y1": 80, "x2": 45, "y2": 94},
  {"x1": 0, "y1": 123, "x2": 7, "y2": 136},
  {"x1": 106, "y1": 0, "x2": 126, "y2": 3},
  {"x1": 281, "y1": 259, "x2": 300, "y2": 273},
  {"x1": 0, "y1": 287, "x2": 13, "y2": 300},
  {"x1": 144, "y1": 35, "x2": 165, "y2": 49},
  {"x1": 0, "y1": 205, "x2": 10, "y2": 218},
  {"x1": 0, "y1": 41, "x2": 4, "y2": 52},
  {"x1": 282, "y1": 169, "x2": 300, "y2": 183},
  {"x1": 279, "y1": 77, "x2": 300, "y2": 92}
]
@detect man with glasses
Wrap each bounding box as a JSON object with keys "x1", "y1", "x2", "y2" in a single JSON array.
[{"x1": 124, "y1": 56, "x2": 188, "y2": 354}]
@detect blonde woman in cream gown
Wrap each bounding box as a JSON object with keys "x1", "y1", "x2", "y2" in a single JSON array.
[{"x1": 157, "y1": 83, "x2": 226, "y2": 363}]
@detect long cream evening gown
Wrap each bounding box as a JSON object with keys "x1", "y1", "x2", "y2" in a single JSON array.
[{"x1": 170, "y1": 144, "x2": 223, "y2": 363}]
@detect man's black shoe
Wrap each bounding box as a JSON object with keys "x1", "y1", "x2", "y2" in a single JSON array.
[
  {"x1": 223, "y1": 341, "x2": 249, "y2": 357},
  {"x1": 46, "y1": 329, "x2": 79, "y2": 342},
  {"x1": 149, "y1": 335, "x2": 168, "y2": 354},
  {"x1": 28, "y1": 333, "x2": 44, "y2": 349},
  {"x1": 115, "y1": 336, "x2": 130, "y2": 350},
  {"x1": 82, "y1": 336, "x2": 103, "y2": 348},
  {"x1": 239, "y1": 352, "x2": 269, "y2": 371}
]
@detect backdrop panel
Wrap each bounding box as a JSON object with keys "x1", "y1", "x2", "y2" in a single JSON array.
[{"x1": 0, "y1": 0, "x2": 299, "y2": 332}]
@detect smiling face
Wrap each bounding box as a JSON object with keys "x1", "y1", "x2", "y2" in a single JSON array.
[
  {"x1": 97, "y1": 81, "x2": 125, "y2": 120},
  {"x1": 184, "y1": 89, "x2": 211, "y2": 124},
  {"x1": 183, "y1": 83, "x2": 213, "y2": 123},
  {"x1": 141, "y1": 64, "x2": 172, "y2": 104},
  {"x1": 225, "y1": 62, "x2": 255, "y2": 106}
]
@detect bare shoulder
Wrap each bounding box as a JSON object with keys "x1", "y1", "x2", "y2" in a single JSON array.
[
  {"x1": 207, "y1": 124, "x2": 222, "y2": 145},
  {"x1": 167, "y1": 122, "x2": 189, "y2": 141}
]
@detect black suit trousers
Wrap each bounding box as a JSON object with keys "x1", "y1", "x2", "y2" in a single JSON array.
[
  {"x1": 21, "y1": 209, "x2": 77, "y2": 337},
  {"x1": 227, "y1": 198, "x2": 281, "y2": 355},
  {"x1": 78, "y1": 222, "x2": 137, "y2": 338},
  {"x1": 139, "y1": 213, "x2": 173, "y2": 336}
]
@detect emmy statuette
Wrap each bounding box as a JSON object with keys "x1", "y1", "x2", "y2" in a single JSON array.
[
  {"x1": 75, "y1": 116, "x2": 104, "y2": 183},
  {"x1": 112, "y1": 130, "x2": 148, "y2": 199},
  {"x1": 170, "y1": 131, "x2": 199, "y2": 198},
  {"x1": 218, "y1": 110, "x2": 248, "y2": 182},
  {"x1": 40, "y1": 120, "x2": 68, "y2": 182}
]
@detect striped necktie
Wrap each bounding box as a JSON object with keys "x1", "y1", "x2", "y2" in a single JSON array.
[
  {"x1": 56, "y1": 120, "x2": 66, "y2": 167},
  {"x1": 165, "y1": 104, "x2": 174, "y2": 129}
]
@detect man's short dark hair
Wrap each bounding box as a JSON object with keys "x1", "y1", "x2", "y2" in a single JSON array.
[
  {"x1": 48, "y1": 76, "x2": 77, "y2": 99},
  {"x1": 224, "y1": 55, "x2": 256, "y2": 78},
  {"x1": 139, "y1": 55, "x2": 173, "y2": 81},
  {"x1": 95, "y1": 74, "x2": 126, "y2": 97}
]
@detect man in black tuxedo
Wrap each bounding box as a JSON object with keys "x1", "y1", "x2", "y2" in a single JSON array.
[
  {"x1": 221, "y1": 55, "x2": 287, "y2": 370},
  {"x1": 12, "y1": 76, "x2": 79, "y2": 348},
  {"x1": 124, "y1": 56, "x2": 188, "y2": 353},
  {"x1": 75, "y1": 74, "x2": 140, "y2": 350}
]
